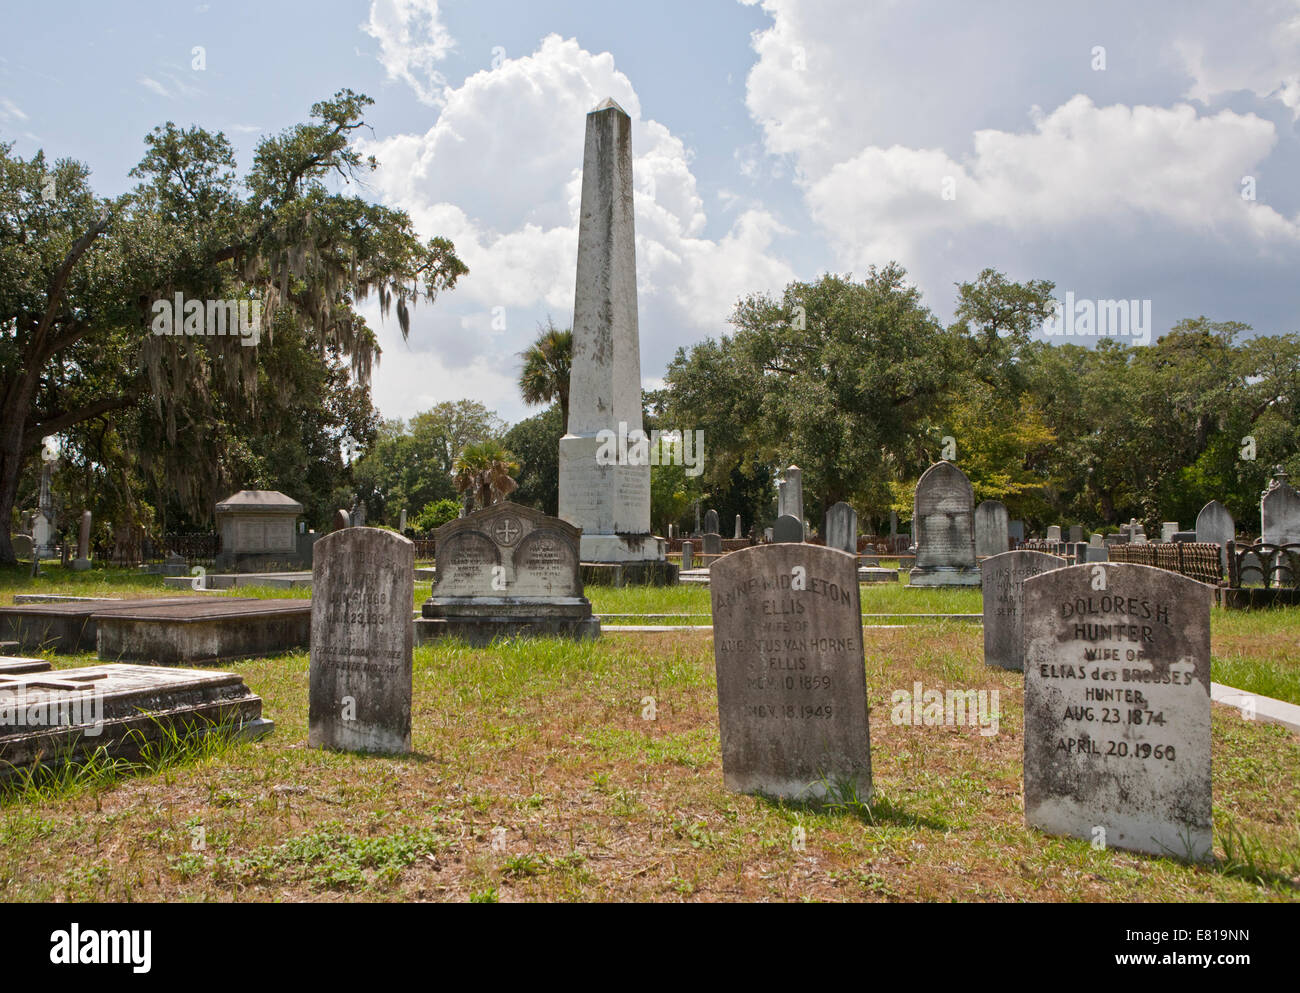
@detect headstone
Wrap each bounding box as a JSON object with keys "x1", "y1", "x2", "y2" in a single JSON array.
[
  {"x1": 332, "y1": 508, "x2": 350, "y2": 531},
  {"x1": 1172, "y1": 531, "x2": 1196, "y2": 543},
  {"x1": 783, "y1": 466, "x2": 804, "y2": 525},
  {"x1": 72, "y1": 510, "x2": 92, "y2": 571},
  {"x1": 889, "y1": 510, "x2": 898, "y2": 538},
  {"x1": 772, "y1": 514, "x2": 803, "y2": 543},
  {"x1": 974, "y1": 500, "x2": 1009, "y2": 558},
  {"x1": 1160, "y1": 522, "x2": 1179, "y2": 544},
  {"x1": 214, "y1": 490, "x2": 306, "y2": 572},
  {"x1": 556, "y1": 98, "x2": 668, "y2": 573},
  {"x1": 416, "y1": 502, "x2": 598, "y2": 643},
  {"x1": 701, "y1": 533, "x2": 722, "y2": 556},
  {"x1": 704, "y1": 509, "x2": 719, "y2": 535},
  {"x1": 980, "y1": 550, "x2": 1065, "y2": 670},
  {"x1": 1194, "y1": 500, "x2": 1234, "y2": 575},
  {"x1": 734, "y1": 515, "x2": 743, "y2": 540},
  {"x1": 11, "y1": 534, "x2": 33, "y2": 560},
  {"x1": 351, "y1": 503, "x2": 366, "y2": 527},
  {"x1": 1261, "y1": 467, "x2": 1300, "y2": 546},
  {"x1": 909, "y1": 461, "x2": 980, "y2": 586},
  {"x1": 681, "y1": 541, "x2": 694, "y2": 571},
  {"x1": 1046, "y1": 525, "x2": 1062, "y2": 542},
  {"x1": 1089, "y1": 533, "x2": 1103, "y2": 546},
  {"x1": 309, "y1": 527, "x2": 414, "y2": 754},
  {"x1": 709, "y1": 544, "x2": 871, "y2": 800},
  {"x1": 162, "y1": 552, "x2": 187, "y2": 577},
  {"x1": 398, "y1": 509, "x2": 407, "y2": 532},
  {"x1": 1023, "y1": 563, "x2": 1212, "y2": 860},
  {"x1": 32, "y1": 513, "x2": 52, "y2": 557},
  {"x1": 1069, "y1": 525, "x2": 1085, "y2": 543},
  {"x1": 825, "y1": 501, "x2": 857, "y2": 555},
  {"x1": 1008, "y1": 520, "x2": 1025, "y2": 544},
  {"x1": 1085, "y1": 544, "x2": 1110, "y2": 562},
  {"x1": 763, "y1": 528, "x2": 773, "y2": 543}
]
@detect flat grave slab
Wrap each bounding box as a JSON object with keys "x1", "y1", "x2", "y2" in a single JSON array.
[
  {"x1": 95, "y1": 599, "x2": 310, "y2": 664},
  {"x1": 0, "y1": 597, "x2": 222, "y2": 653},
  {"x1": 162, "y1": 571, "x2": 313, "y2": 591},
  {"x1": 0, "y1": 656, "x2": 53, "y2": 675},
  {"x1": 0, "y1": 662, "x2": 272, "y2": 775}
]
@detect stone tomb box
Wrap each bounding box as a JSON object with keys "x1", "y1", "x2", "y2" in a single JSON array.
[
  {"x1": 417, "y1": 502, "x2": 599, "y2": 644},
  {"x1": 215, "y1": 490, "x2": 306, "y2": 572}
]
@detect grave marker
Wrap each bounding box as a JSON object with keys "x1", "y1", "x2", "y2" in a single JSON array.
[
  {"x1": 975, "y1": 500, "x2": 1009, "y2": 558},
  {"x1": 909, "y1": 461, "x2": 979, "y2": 585},
  {"x1": 980, "y1": 550, "x2": 1065, "y2": 670}
]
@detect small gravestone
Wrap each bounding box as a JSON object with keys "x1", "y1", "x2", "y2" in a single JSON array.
[
  {"x1": 416, "y1": 502, "x2": 598, "y2": 643},
  {"x1": 71, "y1": 511, "x2": 92, "y2": 571},
  {"x1": 704, "y1": 509, "x2": 719, "y2": 534},
  {"x1": 309, "y1": 527, "x2": 414, "y2": 754},
  {"x1": 11, "y1": 534, "x2": 33, "y2": 560},
  {"x1": 1086, "y1": 544, "x2": 1110, "y2": 562},
  {"x1": 825, "y1": 501, "x2": 857, "y2": 554},
  {"x1": 332, "y1": 509, "x2": 350, "y2": 531},
  {"x1": 909, "y1": 461, "x2": 979, "y2": 585},
  {"x1": 681, "y1": 540, "x2": 694, "y2": 570},
  {"x1": 734, "y1": 515, "x2": 743, "y2": 539},
  {"x1": 1261, "y1": 467, "x2": 1300, "y2": 545},
  {"x1": 1046, "y1": 525, "x2": 1062, "y2": 542},
  {"x1": 772, "y1": 514, "x2": 803, "y2": 543},
  {"x1": 980, "y1": 550, "x2": 1065, "y2": 670},
  {"x1": 1008, "y1": 520, "x2": 1025, "y2": 544},
  {"x1": 1023, "y1": 563, "x2": 1212, "y2": 860},
  {"x1": 1069, "y1": 525, "x2": 1085, "y2": 543},
  {"x1": 1195, "y1": 500, "x2": 1234, "y2": 574},
  {"x1": 710, "y1": 544, "x2": 871, "y2": 800},
  {"x1": 702, "y1": 533, "x2": 722, "y2": 555},
  {"x1": 974, "y1": 500, "x2": 1009, "y2": 557},
  {"x1": 763, "y1": 527, "x2": 773, "y2": 542},
  {"x1": 1089, "y1": 533, "x2": 1103, "y2": 546},
  {"x1": 1160, "y1": 522, "x2": 1179, "y2": 544}
]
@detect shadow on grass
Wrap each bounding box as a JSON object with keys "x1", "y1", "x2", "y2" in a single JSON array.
[{"x1": 756, "y1": 779, "x2": 951, "y2": 832}]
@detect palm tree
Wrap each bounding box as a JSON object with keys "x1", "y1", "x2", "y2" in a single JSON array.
[
  {"x1": 518, "y1": 318, "x2": 572, "y2": 428},
  {"x1": 453, "y1": 440, "x2": 520, "y2": 512}
]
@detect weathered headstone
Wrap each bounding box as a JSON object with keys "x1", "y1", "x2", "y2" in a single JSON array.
[
  {"x1": 11, "y1": 534, "x2": 33, "y2": 560},
  {"x1": 681, "y1": 541, "x2": 694, "y2": 571},
  {"x1": 1089, "y1": 533, "x2": 1103, "y2": 547},
  {"x1": 398, "y1": 508, "x2": 407, "y2": 532},
  {"x1": 1023, "y1": 563, "x2": 1212, "y2": 860},
  {"x1": 1194, "y1": 500, "x2": 1234, "y2": 574},
  {"x1": 974, "y1": 500, "x2": 1009, "y2": 558},
  {"x1": 825, "y1": 501, "x2": 857, "y2": 555},
  {"x1": 781, "y1": 466, "x2": 804, "y2": 527},
  {"x1": 1008, "y1": 520, "x2": 1025, "y2": 544},
  {"x1": 72, "y1": 511, "x2": 92, "y2": 571},
  {"x1": 701, "y1": 533, "x2": 722, "y2": 556},
  {"x1": 763, "y1": 527, "x2": 773, "y2": 543},
  {"x1": 1069, "y1": 525, "x2": 1085, "y2": 544},
  {"x1": 704, "y1": 509, "x2": 719, "y2": 535},
  {"x1": 556, "y1": 99, "x2": 670, "y2": 579},
  {"x1": 772, "y1": 514, "x2": 803, "y2": 543},
  {"x1": 309, "y1": 528, "x2": 414, "y2": 754},
  {"x1": 734, "y1": 515, "x2": 743, "y2": 540},
  {"x1": 909, "y1": 461, "x2": 980, "y2": 586},
  {"x1": 710, "y1": 544, "x2": 871, "y2": 800},
  {"x1": 1160, "y1": 522, "x2": 1179, "y2": 544},
  {"x1": 1085, "y1": 544, "x2": 1110, "y2": 562},
  {"x1": 416, "y1": 502, "x2": 598, "y2": 643},
  {"x1": 1046, "y1": 525, "x2": 1062, "y2": 542},
  {"x1": 1261, "y1": 467, "x2": 1300, "y2": 546},
  {"x1": 332, "y1": 508, "x2": 350, "y2": 531},
  {"x1": 980, "y1": 550, "x2": 1065, "y2": 670}
]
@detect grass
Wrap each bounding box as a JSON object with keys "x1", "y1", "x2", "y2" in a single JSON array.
[{"x1": 1, "y1": 565, "x2": 1297, "y2": 902}]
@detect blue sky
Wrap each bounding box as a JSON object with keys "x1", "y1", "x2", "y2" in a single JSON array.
[{"x1": 4, "y1": 0, "x2": 1300, "y2": 425}]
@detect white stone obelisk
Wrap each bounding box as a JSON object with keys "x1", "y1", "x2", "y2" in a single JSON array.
[{"x1": 558, "y1": 98, "x2": 666, "y2": 567}]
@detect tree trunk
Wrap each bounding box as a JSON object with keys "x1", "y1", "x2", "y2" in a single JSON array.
[{"x1": 0, "y1": 371, "x2": 40, "y2": 566}]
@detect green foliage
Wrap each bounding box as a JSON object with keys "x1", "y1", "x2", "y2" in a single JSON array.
[
  {"x1": 453, "y1": 439, "x2": 520, "y2": 512},
  {"x1": 518, "y1": 318, "x2": 572, "y2": 427},
  {"x1": 412, "y1": 498, "x2": 461, "y2": 534},
  {"x1": 503, "y1": 404, "x2": 562, "y2": 515}
]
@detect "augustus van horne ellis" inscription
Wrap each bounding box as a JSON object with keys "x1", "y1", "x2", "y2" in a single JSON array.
[{"x1": 710, "y1": 544, "x2": 871, "y2": 801}]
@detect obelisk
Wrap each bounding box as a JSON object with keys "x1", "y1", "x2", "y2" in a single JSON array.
[{"x1": 558, "y1": 98, "x2": 672, "y2": 581}]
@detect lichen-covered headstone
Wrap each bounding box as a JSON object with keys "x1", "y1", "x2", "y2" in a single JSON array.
[
  {"x1": 710, "y1": 544, "x2": 871, "y2": 800},
  {"x1": 980, "y1": 550, "x2": 1065, "y2": 670},
  {"x1": 909, "y1": 461, "x2": 979, "y2": 586},
  {"x1": 825, "y1": 501, "x2": 857, "y2": 555},
  {"x1": 1023, "y1": 563, "x2": 1212, "y2": 860},
  {"x1": 974, "y1": 500, "x2": 1009, "y2": 558},
  {"x1": 309, "y1": 528, "x2": 414, "y2": 754}
]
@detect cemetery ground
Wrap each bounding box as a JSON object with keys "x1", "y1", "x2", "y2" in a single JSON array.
[{"x1": 1, "y1": 566, "x2": 1298, "y2": 903}]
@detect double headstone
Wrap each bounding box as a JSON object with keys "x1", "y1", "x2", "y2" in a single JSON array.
[
  {"x1": 974, "y1": 500, "x2": 1009, "y2": 558},
  {"x1": 909, "y1": 461, "x2": 980, "y2": 586},
  {"x1": 710, "y1": 544, "x2": 871, "y2": 800},
  {"x1": 309, "y1": 527, "x2": 414, "y2": 754},
  {"x1": 980, "y1": 550, "x2": 1065, "y2": 670},
  {"x1": 1022, "y1": 563, "x2": 1212, "y2": 860}
]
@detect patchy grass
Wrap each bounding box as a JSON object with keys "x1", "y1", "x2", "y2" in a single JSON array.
[{"x1": 1, "y1": 616, "x2": 1297, "y2": 902}]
